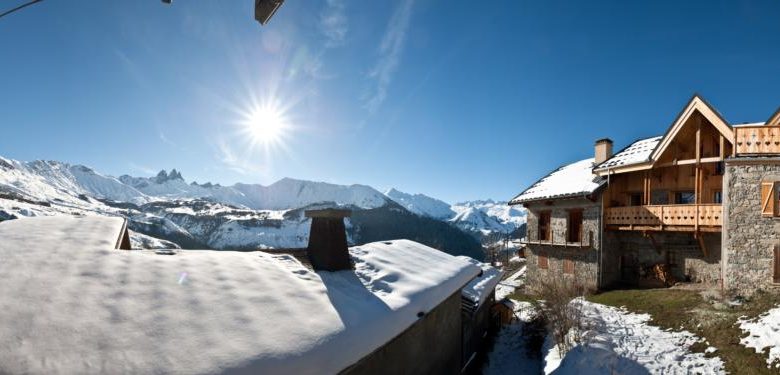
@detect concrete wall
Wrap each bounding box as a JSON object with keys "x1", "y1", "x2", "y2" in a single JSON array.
[
  {"x1": 723, "y1": 160, "x2": 780, "y2": 295},
  {"x1": 340, "y1": 291, "x2": 463, "y2": 375},
  {"x1": 524, "y1": 197, "x2": 602, "y2": 293}
]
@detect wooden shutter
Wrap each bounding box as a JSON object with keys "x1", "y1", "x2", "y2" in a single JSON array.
[
  {"x1": 774, "y1": 245, "x2": 780, "y2": 283},
  {"x1": 538, "y1": 253, "x2": 548, "y2": 269},
  {"x1": 563, "y1": 259, "x2": 575, "y2": 275},
  {"x1": 761, "y1": 182, "x2": 776, "y2": 217}
]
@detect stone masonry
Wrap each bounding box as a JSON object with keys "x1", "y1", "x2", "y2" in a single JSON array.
[
  {"x1": 723, "y1": 160, "x2": 780, "y2": 296},
  {"x1": 524, "y1": 197, "x2": 601, "y2": 293}
]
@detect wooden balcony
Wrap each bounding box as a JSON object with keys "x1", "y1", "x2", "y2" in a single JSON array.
[
  {"x1": 604, "y1": 204, "x2": 722, "y2": 232},
  {"x1": 735, "y1": 126, "x2": 780, "y2": 155}
]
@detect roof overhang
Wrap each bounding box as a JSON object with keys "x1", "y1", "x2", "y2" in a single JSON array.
[
  {"x1": 650, "y1": 94, "x2": 734, "y2": 161},
  {"x1": 593, "y1": 160, "x2": 653, "y2": 176},
  {"x1": 765, "y1": 106, "x2": 780, "y2": 126}
]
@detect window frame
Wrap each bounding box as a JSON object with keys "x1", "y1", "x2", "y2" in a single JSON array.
[
  {"x1": 567, "y1": 209, "x2": 583, "y2": 243},
  {"x1": 537, "y1": 210, "x2": 552, "y2": 242}
]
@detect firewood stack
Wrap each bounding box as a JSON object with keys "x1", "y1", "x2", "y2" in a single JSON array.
[{"x1": 650, "y1": 263, "x2": 676, "y2": 287}]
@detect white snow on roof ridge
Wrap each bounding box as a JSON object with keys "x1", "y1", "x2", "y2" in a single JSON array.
[
  {"x1": 594, "y1": 136, "x2": 662, "y2": 170},
  {"x1": 732, "y1": 121, "x2": 766, "y2": 127},
  {"x1": 510, "y1": 158, "x2": 604, "y2": 204},
  {"x1": 458, "y1": 256, "x2": 504, "y2": 305},
  {"x1": 0, "y1": 218, "x2": 481, "y2": 375}
]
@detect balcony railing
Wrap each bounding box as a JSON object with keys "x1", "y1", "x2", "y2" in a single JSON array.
[
  {"x1": 735, "y1": 126, "x2": 780, "y2": 155},
  {"x1": 604, "y1": 204, "x2": 722, "y2": 230}
]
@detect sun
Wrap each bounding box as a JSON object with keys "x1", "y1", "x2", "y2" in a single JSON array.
[{"x1": 245, "y1": 104, "x2": 287, "y2": 145}]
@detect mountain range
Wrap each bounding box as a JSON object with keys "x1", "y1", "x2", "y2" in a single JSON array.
[{"x1": 0, "y1": 156, "x2": 525, "y2": 259}]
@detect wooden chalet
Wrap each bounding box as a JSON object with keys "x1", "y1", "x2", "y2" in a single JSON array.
[{"x1": 511, "y1": 94, "x2": 780, "y2": 295}]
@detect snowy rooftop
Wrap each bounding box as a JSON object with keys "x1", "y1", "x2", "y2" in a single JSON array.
[
  {"x1": 594, "y1": 136, "x2": 662, "y2": 171},
  {"x1": 0, "y1": 216, "x2": 481, "y2": 374},
  {"x1": 509, "y1": 158, "x2": 606, "y2": 204},
  {"x1": 459, "y1": 257, "x2": 504, "y2": 306}
]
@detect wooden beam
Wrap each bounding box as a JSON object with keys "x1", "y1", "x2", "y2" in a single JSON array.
[
  {"x1": 655, "y1": 157, "x2": 723, "y2": 168},
  {"x1": 647, "y1": 232, "x2": 661, "y2": 255},
  {"x1": 719, "y1": 134, "x2": 725, "y2": 161},
  {"x1": 697, "y1": 234, "x2": 709, "y2": 257},
  {"x1": 696, "y1": 120, "x2": 701, "y2": 164},
  {"x1": 606, "y1": 225, "x2": 721, "y2": 233}
]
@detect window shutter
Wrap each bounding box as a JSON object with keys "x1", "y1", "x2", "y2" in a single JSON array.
[
  {"x1": 774, "y1": 245, "x2": 780, "y2": 284},
  {"x1": 761, "y1": 182, "x2": 776, "y2": 217}
]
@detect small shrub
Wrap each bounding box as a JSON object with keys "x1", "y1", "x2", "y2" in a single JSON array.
[{"x1": 536, "y1": 277, "x2": 589, "y2": 355}]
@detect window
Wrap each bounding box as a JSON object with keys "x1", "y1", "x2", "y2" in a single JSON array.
[
  {"x1": 713, "y1": 190, "x2": 722, "y2": 204},
  {"x1": 651, "y1": 190, "x2": 669, "y2": 205},
  {"x1": 538, "y1": 252, "x2": 549, "y2": 269},
  {"x1": 761, "y1": 181, "x2": 778, "y2": 217},
  {"x1": 567, "y1": 209, "x2": 583, "y2": 243},
  {"x1": 674, "y1": 191, "x2": 695, "y2": 204},
  {"x1": 628, "y1": 193, "x2": 642, "y2": 206},
  {"x1": 538, "y1": 211, "x2": 551, "y2": 241},
  {"x1": 563, "y1": 259, "x2": 575, "y2": 275}
]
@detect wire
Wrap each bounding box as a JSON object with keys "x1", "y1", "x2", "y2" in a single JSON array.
[{"x1": 0, "y1": 0, "x2": 46, "y2": 20}]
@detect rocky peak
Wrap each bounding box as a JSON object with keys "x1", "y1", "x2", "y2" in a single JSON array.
[{"x1": 154, "y1": 169, "x2": 184, "y2": 184}]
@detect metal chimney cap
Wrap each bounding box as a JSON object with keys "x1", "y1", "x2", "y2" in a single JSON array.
[{"x1": 305, "y1": 209, "x2": 352, "y2": 218}]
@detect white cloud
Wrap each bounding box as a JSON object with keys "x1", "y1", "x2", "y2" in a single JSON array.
[
  {"x1": 214, "y1": 139, "x2": 263, "y2": 176},
  {"x1": 364, "y1": 0, "x2": 415, "y2": 114},
  {"x1": 319, "y1": 0, "x2": 348, "y2": 47}
]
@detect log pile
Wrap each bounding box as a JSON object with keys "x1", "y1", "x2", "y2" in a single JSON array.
[{"x1": 642, "y1": 263, "x2": 676, "y2": 287}]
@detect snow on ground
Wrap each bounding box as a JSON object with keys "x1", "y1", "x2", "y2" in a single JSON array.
[
  {"x1": 496, "y1": 263, "x2": 526, "y2": 300},
  {"x1": 547, "y1": 300, "x2": 725, "y2": 374},
  {"x1": 483, "y1": 301, "x2": 542, "y2": 375},
  {"x1": 738, "y1": 304, "x2": 780, "y2": 368}
]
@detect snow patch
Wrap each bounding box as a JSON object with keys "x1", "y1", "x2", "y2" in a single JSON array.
[{"x1": 738, "y1": 304, "x2": 780, "y2": 367}]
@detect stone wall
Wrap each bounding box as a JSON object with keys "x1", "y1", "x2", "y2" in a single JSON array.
[
  {"x1": 524, "y1": 197, "x2": 602, "y2": 293},
  {"x1": 603, "y1": 231, "x2": 721, "y2": 287},
  {"x1": 723, "y1": 160, "x2": 780, "y2": 296}
]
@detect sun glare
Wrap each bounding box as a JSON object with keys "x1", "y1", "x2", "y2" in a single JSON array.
[{"x1": 245, "y1": 104, "x2": 287, "y2": 145}]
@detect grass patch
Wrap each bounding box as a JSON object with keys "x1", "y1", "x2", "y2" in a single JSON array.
[
  {"x1": 505, "y1": 290, "x2": 538, "y2": 304},
  {"x1": 588, "y1": 289, "x2": 780, "y2": 374}
]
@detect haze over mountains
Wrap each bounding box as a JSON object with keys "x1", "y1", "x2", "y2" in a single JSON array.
[{"x1": 0, "y1": 156, "x2": 525, "y2": 259}]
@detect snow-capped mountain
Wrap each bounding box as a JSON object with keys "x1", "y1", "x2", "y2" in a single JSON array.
[
  {"x1": 383, "y1": 189, "x2": 526, "y2": 238},
  {"x1": 0, "y1": 156, "x2": 487, "y2": 259},
  {"x1": 384, "y1": 188, "x2": 455, "y2": 220}
]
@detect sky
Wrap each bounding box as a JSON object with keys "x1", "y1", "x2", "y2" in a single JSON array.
[{"x1": 2, "y1": 0, "x2": 780, "y2": 204}]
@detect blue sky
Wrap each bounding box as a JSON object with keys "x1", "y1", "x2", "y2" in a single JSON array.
[{"x1": 2, "y1": 0, "x2": 780, "y2": 203}]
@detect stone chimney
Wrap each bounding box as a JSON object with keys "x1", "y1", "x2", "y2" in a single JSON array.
[
  {"x1": 595, "y1": 138, "x2": 613, "y2": 165},
  {"x1": 305, "y1": 209, "x2": 352, "y2": 271}
]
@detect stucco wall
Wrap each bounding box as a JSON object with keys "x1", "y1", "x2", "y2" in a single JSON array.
[
  {"x1": 524, "y1": 197, "x2": 602, "y2": 293},
  {"x1": 340, "y1": 291, "x2": 463, "y2": 375},
  {"x1": 723, "y1": 160, "x2": 780, "y2": 295}
]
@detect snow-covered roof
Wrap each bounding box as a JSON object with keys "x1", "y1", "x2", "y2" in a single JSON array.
[
  {"x1": 594, "y1": 136, "x2": 662, "y2": 171},
  {"x1": 732, "y1": 121, "x2": 766, "y2": 127},
  {"x1": 0, "y1": 217, "x2": 481, "y2": 374},
  {"x1": 509, "y1": 158, "x2": 605, "y2": 204},
  {"x1": 0, "y1": 215, "x2": 128, "y2": 249},
  {"x1": 459, "y1": 257, "x2": 504, "y2": 306}
]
